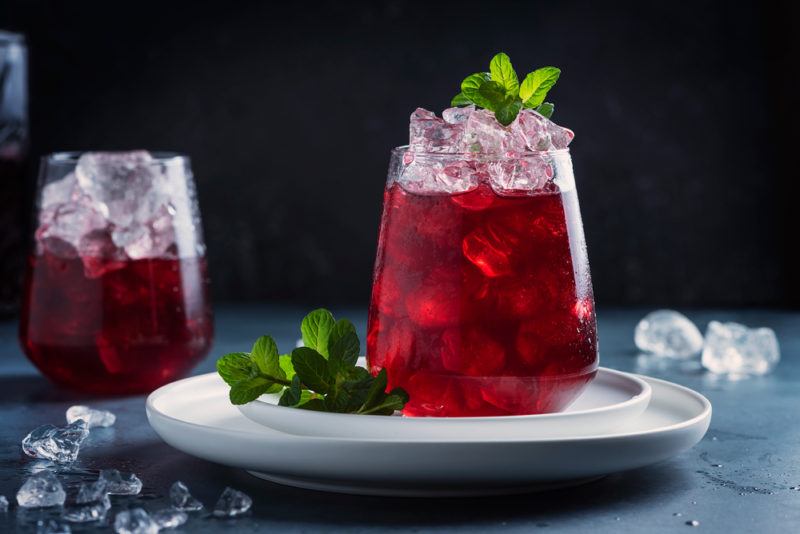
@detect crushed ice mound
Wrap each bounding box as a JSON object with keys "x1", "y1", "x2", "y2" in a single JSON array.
[
  {"x1": 66, "y1": 405, "x2": 116, "y2": 428},
  {"x1": 702, "y1": 321, "x2": 780, "y2": 376},
  {"x1": 36, "y1": 151, "x2": 198, "y2": 277},
  {"x1": 634, "y1": 310, "x2": 704, "y2": 358},
  {"x1": 16, "y1": 470, "x2": 66, "y2": 508},
  {"x1": 21, "y1": 420, "x2": 89, "y2": 463},
  {"x1": 400, "y1": 107, "x2": 574, "y2": 195}
]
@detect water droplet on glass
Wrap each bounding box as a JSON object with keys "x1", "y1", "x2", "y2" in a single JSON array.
[
  {"x1": 686, "y1": 520, "x2": 700, "y2": 527},
  {"x1": 673, "y1": 512, "x2": 683, "y2": 517},
  {"x1": 790, "y1": 486, "x2": 800, "y2": 491},
  {"x1": 711, "y1": 464, "x2": 723, "y2": 468}
]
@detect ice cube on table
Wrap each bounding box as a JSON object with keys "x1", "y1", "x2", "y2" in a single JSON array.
[
  {"x1": 76, "y1": 479, "x2": 110, "y2": 509},
  {"x1": 0, "y1": 494, "x2": 8, "y2": 512},
  {"x1": 21, "y1": 420, "x2": 90, "y2": 464},
  {"x1": 62, "y1": 500, "x2": 108, "y2": 523},
  {"x1": 66, "y1": 405, "x2": 116, "y2": 429},
  {"x1": 99, "y1": 469, "x2": 142, "y2": 495},
  {"x1": 212, "y1": 487, "x2": 252, "y2": 517},
  {"x1": 113, "y1": 508, "x2": 158, "y2": 534},
  {"x1": 702, "y1": 321, "x2": 780, "y2": 376},
  {"x1": 152, "y1": 509, "x2": 188, "y2": 529},
  {"x1": 169, "y1": 481, "x2": 203, "y2": 512},
  {"x1": 16, "y1": 470, "x2": 66, "y2": 508},
  {"x1": 634, "y1": 310, "x2": 704, "y2": 358},
  {"x1": 36, "y1": 519, "x2": 71, "y2": 533}
]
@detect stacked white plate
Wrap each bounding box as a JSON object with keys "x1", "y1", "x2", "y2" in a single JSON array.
[{"x1": 146, "y1": 364, "x2": 711, "y2": 497}]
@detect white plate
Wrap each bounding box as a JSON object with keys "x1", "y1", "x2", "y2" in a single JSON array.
[
  {"x1": 146, "y1": 372, "x2": 711, "y2": 497},
  {"x1": 237, "y1": 367, "x2": 652, "y2": 440}
]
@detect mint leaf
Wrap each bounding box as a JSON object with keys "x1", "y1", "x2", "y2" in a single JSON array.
[
  {"x1": 279, "y1": 354, "x2": 295, "y2": 381},
  {"x1": 519, "y1": 67, "x2": 561, "y2": 108},
  {"x1": 360, "y1": 389, "x2": 409, "y2": 416},
  {"x1": 328, "y1": 319, "x2": 359, "y2": 370},
  {"x1": 451, "y1": 92, "x2": 472, "y2": 107},
  {"x1": 360, "y1": 368, "x2": 389, "y2": 412},
  {"x1": 495, "y1": 97, "x2": 523, "y2": 126},
  {"x1": 291, "y1": 347, "x2": 332, "y2": 393},
  {"x1": 216, "y1": 352, "x2": 253, "y2": 386},
  {"x1": 229, "y1": 376, "x2": 278, "y2": 405},
  {"x1": 300, "y1": 309, "x2": 335, "y2": 357},
  {"x1": 278, "y1": 375, "x2": 303, "y2": 406},
  {"x1": 478, "y1": 80, "x2": 507, "y2": 111},
  {"x1": 536, "y1": 102, "x2": 555, "y2": 118},
  {"x1": 489, "y1": 52, "x2": 519, "y2": 96},
  {"x1": 294, "y1": 398, "x2": 328, "y2": 411},
  {"x1": 250, "y1": 335, "x2": 283, "y2": 379},
  {"x1": 461, "y1": 72, "x2": 492, "y2": 109}
]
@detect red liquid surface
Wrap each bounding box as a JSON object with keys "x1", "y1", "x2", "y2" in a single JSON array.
[
  {"x1": 19, "y1": 253, "x2": 213, "y2": 394},
  {"x1": 367, "y1": 183, "x2": 598, "y2": 417}
]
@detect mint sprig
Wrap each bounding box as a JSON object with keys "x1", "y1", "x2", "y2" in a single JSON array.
[
  {"x1": 216, "y1": 309, "x2": 409, "y2": 415},
  {"x1": 451, "y1": 52, "x2": 560, "y2": 125}
]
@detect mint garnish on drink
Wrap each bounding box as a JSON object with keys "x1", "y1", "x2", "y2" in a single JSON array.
[
  {"x1": 452, "y1": 52, "x2": 561, "y2": 126},
  {"x1": 216, "y1": 309, "x2": 409, "y2": 415}
]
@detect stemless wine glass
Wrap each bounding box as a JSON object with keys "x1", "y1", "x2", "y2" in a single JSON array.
[
  {"x1": 367, "y1": 147, "x2": 598, "y2": 417},
  {"x1": 19, "y1": 151, "x2": 213, "y2": 394}
]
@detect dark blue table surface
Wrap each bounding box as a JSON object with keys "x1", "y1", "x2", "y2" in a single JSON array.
[{"x1": 0, "y1": 306, "x2": 798, "y2": 533}]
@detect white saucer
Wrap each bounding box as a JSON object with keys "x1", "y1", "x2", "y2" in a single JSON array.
[
  {"x1": 146, "y1": 372, "x2": 711, "y2": 497},
  {"x1": 237, "y1": 367, "x2": 652, "y2": 440}
]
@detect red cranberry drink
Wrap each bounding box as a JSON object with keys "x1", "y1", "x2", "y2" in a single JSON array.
[
  {"x1": 367, "y1": 55, "x2": 598, "y2": 416},
  {"x1": 19, "y1": 152, "x2": 213, "y2": 394}
]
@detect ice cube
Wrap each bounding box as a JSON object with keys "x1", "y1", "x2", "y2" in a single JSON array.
[
  {"x1": 462, "y1": 224, "x2": 515, "y2": 277},
  {"x1": 442, "y1": 105, "x2": 474, "y2": 125},
  {"x1": 409, "y1": 108, "x2": 465, "y2": 153},
  {"x1": 0, "y1": 494, "x2": 8, "y2": 512},
  {"x1": 75, "y1": 151, "x2": 156, "y2": 227},
  {"x1": 76, "y1": 479, "x2": 110, "y2": 510},
  {"x1": 16, "y1": 470, "x2": 66, "y2": 508},
  {"x1": 440, "y1": 328, "x2": 506, "y2": 376},
  {"x1": 36, "y1": 199, "x2": 107, "y2": 258},
  {"x1": 404, "y1": 268, "x2": 463, "y2": 329},
  {"x1": 152, "y1": 509, "x2": 188, "y2": 529},
  {"x1": 99, "y1": 469, "x2": 142, "y2": 495},
  {"x1": 485, "y1": 154, "x2": 553, "y2": 195},
  {"x1": 113, "y1": 508, "x2": 158, "y2": 534},
  {"x1": 35, "y1": 519, "x2": 71, "y2": 534},
  {"x1": 634, "y1": 310, "x2": 704, "y2": 358},
  {"x1": 399, "y1": 155, "x2": 479, "y2": 194},
  {"x1": 701, "y1": 321, "x2": 780, "y2": 376},
  {"x1": 169, "y1": 481, "x2": 203, "y2": 512},
  {"x1": 212, "y1": 487, "x2": 252, "y2": 518},
  {"x1": 41, "y1": 173, "x2": 79, "y2": 210},
  {"x1": 62, "y1": 500, "x2": 108, "y2": 523},
  {"x1": 66, "y1": 405, "x2": 116, "y2": 429},
  {"x1": 462, "y1": 109, "x2": 526, "y2": 154},
  {"x1": 21, "y1": 420, "x2": 90, "y2": 464}
]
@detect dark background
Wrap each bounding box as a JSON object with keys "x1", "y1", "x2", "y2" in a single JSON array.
[{"x1": 1, "y1": 0, "x2": 798, "y2": 309}]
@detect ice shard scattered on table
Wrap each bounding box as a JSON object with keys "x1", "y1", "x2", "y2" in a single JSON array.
[
  {"x1": 35, "y1": 519, "x2": 71, "y2": 533},
  {"x1": 63, "y1": 479, "x2": 111, "y2": 522},
  {"x1": 169, "y1": 481, "x2": 203, "y2": 511},
  {"x1": 212, "y1": 487, "x2": 252, "y2": 517},
  {"x1": 21, "y1": 420, "x2": 89, "y2": 463},
  {"x1": 702, "y1": 321, "x2": 780, "y2": 376},
  {"x1": 16, "y1": 470, "x2": 66, "y2": 508},
  {"x1": 634, "y1": 309, "x2": 704, "y2": 358},
  {"x1": 113, "y1": 508, "x2": 158, "y2": 534},
  {"x1": 0, "y1": 494, "x2": 8, "y2": 512},
  {"x1": 152, "y1": 508, "x2": 188, "y2": 529},
  {"x1": 66, "y1": 405, "x2": 116, "y2": 428},
  {"x1": 99, "y1": 469, "x2": 142, "y2": 495}
]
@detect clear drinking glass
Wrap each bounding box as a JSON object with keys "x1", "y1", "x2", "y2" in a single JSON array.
[
  {"x1": 19, "y1": 152, "x2": 213, "y2": 394},
  {"x1": 367, "y1": 147, "x2": 598, "y2": 416}
]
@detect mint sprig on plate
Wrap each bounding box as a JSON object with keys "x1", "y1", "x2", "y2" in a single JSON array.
[
  {"x1": 216, "y1": 309, "x2": 409, "y2": 415},
  {"x1": 451, "y1": 52, "x2": 560, "y2": 125}
]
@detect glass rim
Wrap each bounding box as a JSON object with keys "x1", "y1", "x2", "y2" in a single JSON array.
[
  {"x1": 392, "y1": 145, "x2": 571, "y2": 158},
  {"x1": 43, "y1": 151, "x2": 190, "y2": 166}
]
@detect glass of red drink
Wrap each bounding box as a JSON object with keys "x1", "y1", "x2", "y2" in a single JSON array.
[
  {"x1": 367, "y1": 109, "x2": 597, "y2": 416},
  {"x1": 19, "y1": 151, "x2": 213, "y2": 394}
]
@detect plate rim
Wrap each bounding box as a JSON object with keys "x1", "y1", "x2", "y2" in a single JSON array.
[
  {"x1": 243, "y1": 366, "x2": 652, "y2": 424},
  {"x1": 146, "y1": 369, "x2": 712, "y2": 444}
]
